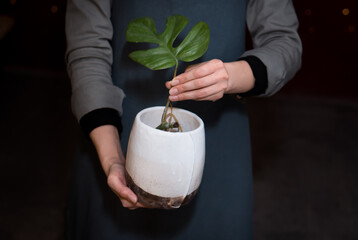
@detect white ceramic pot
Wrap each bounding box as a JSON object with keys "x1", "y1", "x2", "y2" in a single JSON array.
[{"x1": 125, "y1": 106, "x2": 205, "y2": 209}]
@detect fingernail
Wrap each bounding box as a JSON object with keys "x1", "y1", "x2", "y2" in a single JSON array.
[
  {"x1": 169, "y1": 88, "x2": 178, "y2": 95},
  {"x1": 171, "y1": 79, "x2": 179, "y2": 86},
  {"x1": 165, "y1": 81, "x2": 171, "y2": 89},
  {"x1": 169, "y1": 95, "x2": 178, "y2": 101}
]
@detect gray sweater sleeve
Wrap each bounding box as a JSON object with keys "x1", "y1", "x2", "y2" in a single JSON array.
[
  {"x1": 65, "y1": 0, "x2": 125, "y2": 122},
  {"x1": 242, "y1": 0, "x2": 302, "y2": 96}
]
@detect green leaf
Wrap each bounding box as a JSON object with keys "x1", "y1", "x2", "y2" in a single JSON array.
[
  {"x1": 160, "y1": 15, "x2": 189, "y2": 47},
  {"x1": 126, "y1": 17, "x2": 160, "y2": 44},
  {"x1": 175, "y1": 21, "x2": 210, "y2": 62},
  {"x1": 129, "y1": 46, "x2": 177, "y2": 70},
  {"x1": 126, "y1": 15, "x2": 210, "y2": 71}
]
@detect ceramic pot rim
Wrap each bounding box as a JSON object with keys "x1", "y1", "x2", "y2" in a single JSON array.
[{"x1": 136, "y1": 106, "x2": 204, "y2": 135}]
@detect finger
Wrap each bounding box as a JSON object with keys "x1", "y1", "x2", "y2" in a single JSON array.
[
  {"x1": 169, "y1": 68, "x2": 228, "y2": 101},
  {"x1": 112, "y1": 186, "x2": 138, "y2": 205},
  {"x1": 170, "y1": 69, "x2": 226, "y2": 97},
  {"x1": 124, "y1": 198, "x2": 153, "y2": 210},
  {"x1": 170, "y1": 82, "x2": 226, "y2": 101},
  {"x1": 165, "y1": 81, "x2": 171, "y2": 89},
  {"x1": 165, "y1": 64, "x2": 201, "y2": 89},
  {"x1": 114, "y1": 186, "x2": 141, "y2": 209},
  {"x1": 121, "y1": 198, "x2": 138, "y2": 209},
  {"x1": 127, "y1": 202, "x2": 151, "y2": 210},
  {"x1": 107, "y1": 174, "x2": 138, "y2": 204},
  {"x1": 136, "y1": 202, "x2": 148, "y2": 208},
  {"x1": 197, "y1": 91, "x2": 225, "y2": 102},
  {"x1": 184, "y1": 62, "x2": 205, "y2": 72},
  {"x1": 171, "y1": 59, "x2": 223, "y2": 86}
]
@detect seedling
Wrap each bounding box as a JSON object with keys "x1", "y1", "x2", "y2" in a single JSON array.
[{"x1": 126, "y1": 15, "x2": 210, "y2": 131}]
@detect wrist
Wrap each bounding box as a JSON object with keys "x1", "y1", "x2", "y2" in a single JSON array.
[
  {"x1": 224, "y1": 61, "x2": 255, "y2": 94},
  {"x1": 236, "y1": 56, "x2": 268, "y2": 97},
  {"x1": 90, "y1": 125, "x2": 125, "y2": 176},
  {"x1": 80, "y1": 108, "x2": 123, "y2": 140}
]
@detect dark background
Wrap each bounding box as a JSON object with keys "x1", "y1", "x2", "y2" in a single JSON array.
[{"x1": 0, "y1": 0, "x2": 357, "y2": 239}]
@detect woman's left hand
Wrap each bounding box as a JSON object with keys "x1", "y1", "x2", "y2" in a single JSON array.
[{"x1": 165, "y1": 59, "x2": 255, "y2": 102}]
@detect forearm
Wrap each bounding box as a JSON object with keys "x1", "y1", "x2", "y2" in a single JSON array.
[
  {"x1": 89, "y1": 125, "x2": 142, "y2": 208},
  {"x1": 89, "y1": 125, "x2": 125, "y2": 176}
]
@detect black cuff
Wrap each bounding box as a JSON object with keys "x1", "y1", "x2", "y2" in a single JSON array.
[
  {"x1": 237, "y1": 55, "x2": 268, "y2": 97},
  {"x1": 79, "y1": 108, "x2": 123, "y2": 139}
]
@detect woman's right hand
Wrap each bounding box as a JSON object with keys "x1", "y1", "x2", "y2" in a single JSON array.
[
  {"x1": 106, "y1": 161, "x2": 145, "y2": 209},
  {"x1": 90, "y1": 125, "x2": 145, "y2": 210}
]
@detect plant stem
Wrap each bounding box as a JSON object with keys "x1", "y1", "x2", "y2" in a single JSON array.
[
  {"x1": 161, "y1": 97, "x2": 171, "y2": 123},
  {"x1": 161, "y1": 61, "x2": 178, "y2": 124}
]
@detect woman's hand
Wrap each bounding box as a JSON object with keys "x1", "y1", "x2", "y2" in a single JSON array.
[
  {"x1": 106, "y1": 161, "x2": 146, "y2": 210},
  {"x1": 165, "y1": 59, "x2": 255, "y2": 102},
  {"x1": 90, "y1": 125, "x2": 145, "y2": 210}
]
